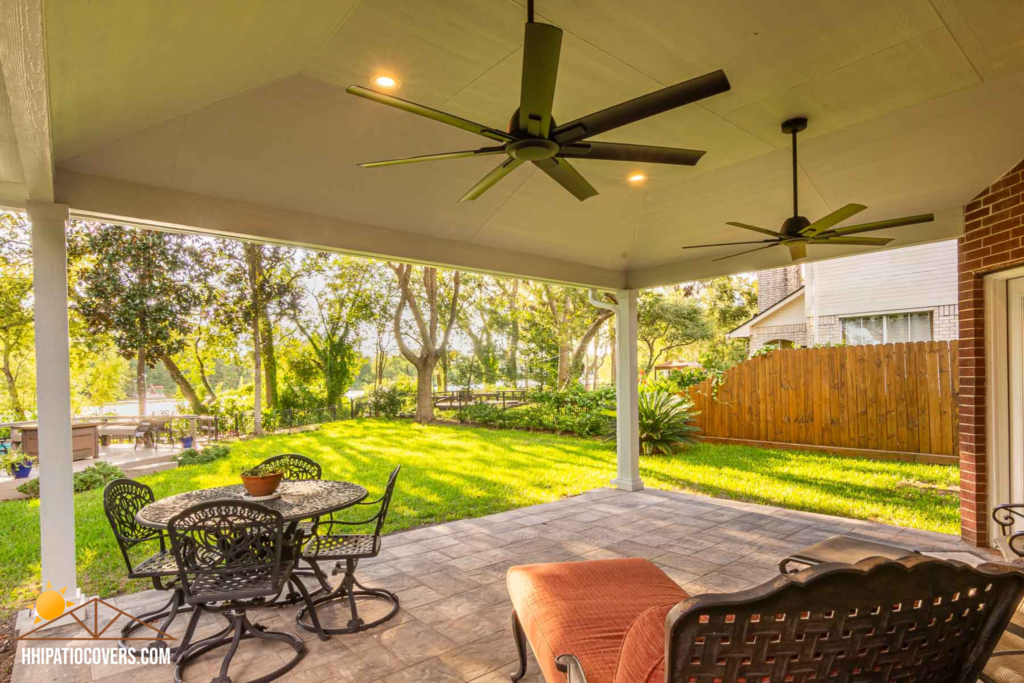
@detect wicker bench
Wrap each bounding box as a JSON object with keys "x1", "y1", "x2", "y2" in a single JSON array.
[{"x1": 506, "y1": 555, "x2": 1024, "y2": 683}]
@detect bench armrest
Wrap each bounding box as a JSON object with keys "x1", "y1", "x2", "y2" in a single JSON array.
[
  {"x1": 555, "y1": 654, "x2": 589, "y2": 683},
  {"x1": 993, "y1": 503, "x2": 1024, "y2": 533}
]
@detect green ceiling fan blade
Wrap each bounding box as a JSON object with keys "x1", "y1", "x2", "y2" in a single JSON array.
[
  {"x1": 551, "y1": 70, "x2": 731, "y2": 145},
  {"x1": 787, "y1": 243, "x2": 807, "y2": 261},
  {"x1": 346, "y1": 86, "x2": 513, "y2": 143},
  {"x1": 726, "y1": 221, "x2": 782, "y2": 237},
  {"x1": 801, "y1": 203, "x2": 867, "y2": 237},
  {"x1": 359, "y1": 147, "x2": 507, "y2": 168},
  {"x1": 819, "y1": 236, "x2": 893, "y2": 246},
  {"x1": 460, "y1": 158, "x2": 527, "y2": 202},
  {"x1": 533, "y1": 157, "x2": 598, "y2": 201},
  {"x1": 519, "y1": 22, "x2": 562, "y2": 138},
  {"x1": 682, "y1": 240, "x2": 775, "y2": 249},
  {"x1": 559, "y1": 142, "x2": 704, "y2": 166},
  {"x1": 831, "y1": 214, "x2": 935, "y2": 236},
  {"x1": 712, "y1": 243, "x2": 778, "y2": 262}
]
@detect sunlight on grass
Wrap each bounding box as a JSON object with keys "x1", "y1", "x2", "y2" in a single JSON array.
[{"x1": 0, "y1": 419, "x2": 959, "y2": 618}]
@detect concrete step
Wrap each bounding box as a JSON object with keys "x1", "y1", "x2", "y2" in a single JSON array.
[{"x1": 124, "y1": 461, "x2": 178, "y2": 478}]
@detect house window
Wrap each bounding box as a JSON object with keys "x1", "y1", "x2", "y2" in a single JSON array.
[
  {"x1": 764, "y1": 339, "x2": 795, "y2": 349},
  {"x1": 842, "y1": 311, "x2": 932, "y2": 345}
]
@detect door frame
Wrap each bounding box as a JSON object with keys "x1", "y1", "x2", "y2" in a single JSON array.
[{"x1": 984, "y1": 265, "x2": 1024, "y2": 543}]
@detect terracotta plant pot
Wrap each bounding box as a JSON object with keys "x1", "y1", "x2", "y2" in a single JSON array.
[{"x1": 241, "y1": 470, "x2": 283, "y2": 497}]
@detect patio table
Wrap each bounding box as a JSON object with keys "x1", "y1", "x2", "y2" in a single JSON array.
[{"x1": 135, "y1": 479, "x2": 368, "y2": 530}]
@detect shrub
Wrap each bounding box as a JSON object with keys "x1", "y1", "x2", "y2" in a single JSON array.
[
  {"x1": 455, "y1": 389, "x2": 608, "y2": 437},
  {"x1": 603, "y1": 389, "x2": 701, "y2": 455},
  {"x1": 368, "y1": 385, "x2": 405, "y2": 419},
  {"x1": 17, "y1": 461, "x2": 124, "y2": 498},
  {"x1": 175, "y1": 444, "x2": 231, "y2": 467}
]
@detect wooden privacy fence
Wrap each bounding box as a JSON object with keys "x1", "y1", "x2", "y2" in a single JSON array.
[{"x1": 684, "y1": 341, "x2": 959, "y2": 464}]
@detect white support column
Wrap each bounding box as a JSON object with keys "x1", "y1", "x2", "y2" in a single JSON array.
[
  {"x1": 26, "y1": 202, "x2": 83, "y2": 616},
  {"x1": 613, "y1": 289, "x2": 643, "y2": 491}
]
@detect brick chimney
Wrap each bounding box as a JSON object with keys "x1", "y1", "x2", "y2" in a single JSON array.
[{"x1": 756, "y1": 266, "x2": 802, "y2": 313}]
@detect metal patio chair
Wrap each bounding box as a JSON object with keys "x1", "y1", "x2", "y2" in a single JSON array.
[
  {"x1": 296, "y1": 465, "x2": 401, "y2": 635},
  {"x1": 257, "y1": 453, "x2": 322, "y2": 482},
  {"x1": 103, "y1": 479, "x2": 191, "y2": 653},
  {"x1": 133, "y1": 421, "x2": 153, "y2": 450},
  {"x1": 167, "y1": 500, "x2": 324, "y2": 683}
]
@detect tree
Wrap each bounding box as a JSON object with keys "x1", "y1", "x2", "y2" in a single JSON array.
[
  {"x1": 637, "y1": 291, "x2": 713, "y2": 375},
  {"x1": 0, "y1": 214, "x2": 33, "y2": 420},
  {"x1": 389, "y1": 264, "x2": 461, "y2": 423},
  {"x1": 69, "y1": 225, "x2": 202, "y2": 415},
  {"x1": 525, "y1": 284, "x2": 615, "y2": 389},
  {"x1": 290, "y1": 254, "x2": 373, "y2": 405}
]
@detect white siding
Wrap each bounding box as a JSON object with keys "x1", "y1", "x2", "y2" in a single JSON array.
[
  {"x1": 755, "y1": 295, "x2": 806, "y2": 327},
  {"x1": 810, "y1": 240, "x2": 958, "y2": 317}
]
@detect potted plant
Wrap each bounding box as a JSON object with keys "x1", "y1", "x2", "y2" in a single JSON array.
[
  {"x1": 240, "y1": 463, "x2": 284, "y2": 497},
  {"x1": 1, "y1": 448, "x2": 34, "y2": 479}
]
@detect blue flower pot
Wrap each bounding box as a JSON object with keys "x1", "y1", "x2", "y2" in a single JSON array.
[
  {"x1": 181, "y1": 436, "x2": 194, "y2": 449},
  {"x1": 12, "y1": 462, "x2": 32, "y2": 479}
]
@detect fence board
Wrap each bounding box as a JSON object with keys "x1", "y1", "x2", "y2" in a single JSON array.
[{"x1": 684, "y1": 341, "x2": 958, "y2": 460}]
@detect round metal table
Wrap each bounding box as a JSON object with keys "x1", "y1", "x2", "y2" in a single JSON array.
[{"x1": 135, "y1": 479, "x2": 368, "y2": 529}]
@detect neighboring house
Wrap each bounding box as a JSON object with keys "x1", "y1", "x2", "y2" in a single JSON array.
[{"x1": 728, "y1": 240, "x2": 959, "y2": 355}]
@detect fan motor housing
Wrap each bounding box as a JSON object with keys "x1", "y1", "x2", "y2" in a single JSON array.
[
  {"x1": 507, "y1": 139, "x2": 559, "y2": 160},
  {"x1": 781, "y1": 215, "x2": 811, "y2": 236}
]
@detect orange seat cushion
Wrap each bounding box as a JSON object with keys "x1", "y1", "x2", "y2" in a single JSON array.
[{"x1": 507, "y1": 558, "x2": 688, "y2": 683}]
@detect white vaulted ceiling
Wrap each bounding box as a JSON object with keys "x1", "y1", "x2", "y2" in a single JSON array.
[{"x1": 7, "y1": 0, "x2": 1024, "y2": 287}]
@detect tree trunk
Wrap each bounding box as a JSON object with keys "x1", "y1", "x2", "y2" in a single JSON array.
[
  {"x1": 557, "y1": 342, "x2": 571, "y2": 389},
  {"x1": 260, "y1": 313, "x2": 278, "y2": 410},
  {"x1": 414, "y1": 363, "x2": 435, "y2": 423},
  {"x1": 1, "y1": 344, "x2": 25, "y2": 420},
  {"x1": 161, "y1": 353, "x2": 207, "y2": 414},
  {"x1": 245, "y1": 245, "x2": 263, "y2": 436},
  {"x1": 508, "y1": 280, "x2": 519, "y2": 386},
  {"x1": 195, "y1": 339, "x2": 217, "y2": 403},
  {"x1": 137, "y1": 346, "x2": 147, "y2": 415}
]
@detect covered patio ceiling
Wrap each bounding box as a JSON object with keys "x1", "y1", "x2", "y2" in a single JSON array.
[{"x1": 3, "y1": 0, "x2": 1024, "y2": 289}]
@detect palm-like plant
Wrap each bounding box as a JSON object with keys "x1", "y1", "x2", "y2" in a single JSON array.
[{"x1": 603, "y1": 389, "x2": 701, "y2": 455}]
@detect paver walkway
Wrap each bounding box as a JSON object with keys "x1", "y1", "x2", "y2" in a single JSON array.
[{"x1": 13, "y1": 487, "x2": 992, "y2": 682}]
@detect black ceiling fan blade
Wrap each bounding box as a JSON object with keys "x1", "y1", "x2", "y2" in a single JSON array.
[
  {"x1": 519, "y1": 22, "x2": 563, "y2": 138},
  {"x1": 346, "y1": 86, "x2": 513, "y2": 143},
  {"x1": 725, "y1": 221, "x2": 782, "y2": 237},
  {"x1": 712, "y1": 243, "x2": 779, "y2": 262},
  {"x1": 830, "y1": 213, "x2": 935, "y2": 236},
  {"x1": 801, "y1": 203, "x2": 867, "y2": 237},
  {"x1": 819, "y1": 236, "x2": 893, "y2": 246},
  {"x1": 359, "y1": 147, "x2": 507, "y2": 168},
  {"x1": 459, "y1": 158, "x2": 527, "y2": 202},
  {"x1": 682, "y1": 240, "x2": 776, "y2": 250},
  {"x1": 559, "y1": 142, "x2": 704, "y2": 166},
  {"x1": 533, "y1": 157, "x2": 598, "y2": 201},
  {"x1": 551, "y1": 69, "x2": 731, "y2": 145}
]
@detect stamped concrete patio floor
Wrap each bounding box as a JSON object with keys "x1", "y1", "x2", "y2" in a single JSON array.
[{"x1": 13, "y1": 487, "x2": 993, "y2": 683}]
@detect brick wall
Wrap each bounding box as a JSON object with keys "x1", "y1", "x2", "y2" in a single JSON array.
[
  {"x1": 958, "y1": 158, "x2": 1024, "y2": 546},
  {"x1": 756, "y1": 266, "x2": 802, "y2": 312},
  {"x1": 749, "y1": 324, "x2": 808, "y2": 353}
]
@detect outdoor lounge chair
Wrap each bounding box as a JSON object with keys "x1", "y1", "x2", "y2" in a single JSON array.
[{"x1": 506, "y1": 555, "x2": 1024, "y2": 683}]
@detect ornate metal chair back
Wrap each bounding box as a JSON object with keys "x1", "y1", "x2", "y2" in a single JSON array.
[
  {"x1": 258, "y1": 453, "x2": 322, "y2": 481},
  {"x1": 103, "y1": 479, "x2": 161, "y2": 574},
  {"x1": 666, "y1": 556, "x2": 1024, "y2": 683},
  {"x1": 993, "y1": 504, "x2": 1024, "y2": 562},
  {"x1": 372, "y1": 466, "x2": 401, "y2": 538},
  {"x1": 167, "y1": 500, "x2": 287, "y2": 604}
]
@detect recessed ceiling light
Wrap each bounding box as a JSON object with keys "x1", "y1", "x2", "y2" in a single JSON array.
[
  {"x1": 628, "y1": 172, "x2": 647, "y2": 184},
  {"x1": 373, "y1": 75, "x2": 399, "y2": 89}
]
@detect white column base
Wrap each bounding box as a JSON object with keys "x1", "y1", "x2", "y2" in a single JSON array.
[
  {"x1": 17, "y1": 588, "x2": 93, "y2": 635},
  {"x1": 611, "y1": 476, "x2": 645, "y2": 492}
]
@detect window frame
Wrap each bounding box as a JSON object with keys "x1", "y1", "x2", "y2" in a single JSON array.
[{"x1": 840, "y1": 310, "x2": 934, "y2": 345}]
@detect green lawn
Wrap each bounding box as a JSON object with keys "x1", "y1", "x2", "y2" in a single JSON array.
[{"x1": 0, "y1": 419, "x2": 959, "y2": 618}]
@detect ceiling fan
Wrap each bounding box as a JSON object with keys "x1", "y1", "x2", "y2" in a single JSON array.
[
  {"x1": 682, "y1": 117, "x2": 935, "y2": 262},
  {"x1": 345, "y1": 0, "x2": 731, "y2": 202}
]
